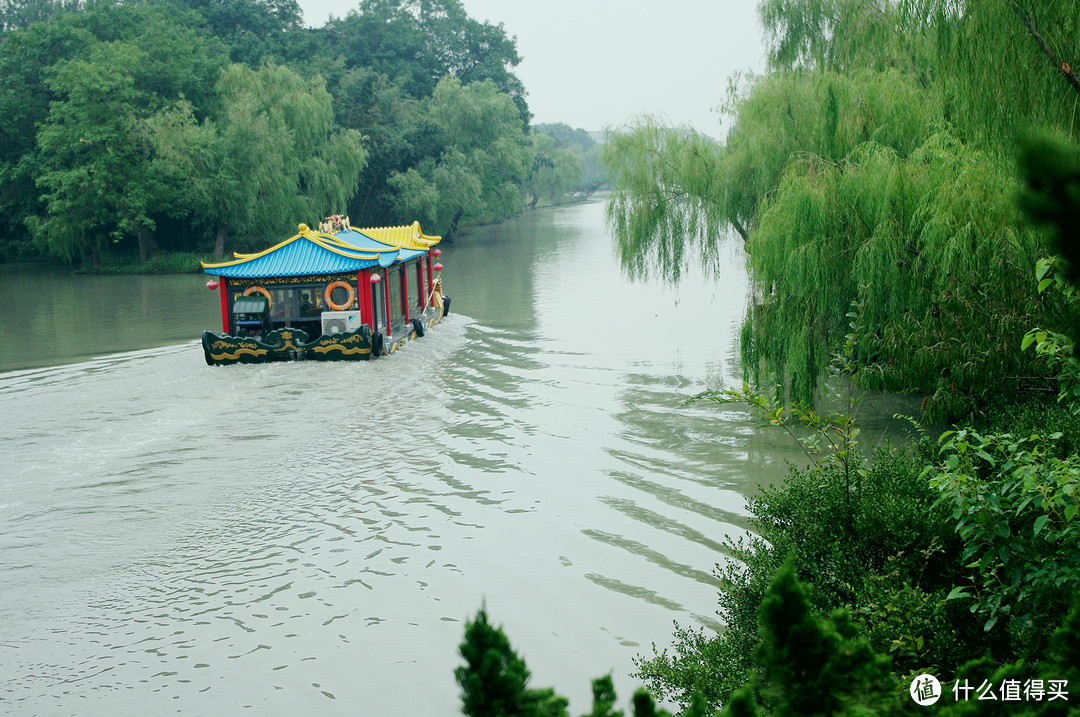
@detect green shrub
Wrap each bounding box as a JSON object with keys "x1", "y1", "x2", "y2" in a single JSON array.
[
  {"x1": 722, "y1": 567, "x2": 1080, "y2": 717},
  {"x1": 456, "y1": 608, "x2": 570, "y2": 717},
  {"x1": 634, "y1": 447, "x2": 976, "y2": 711},
  {"x1": 977, "y1": 394, "x2": 1080, "y2": 459},
  {"x1": 743, "y1": 562, "x2": 897, "y2": 716},
  {"x1": 928, "y1": 428, "x2": 1080, "y2": 655},
  {"x1": 856, "y1": 566, "x2": 992, "y2": 679}
]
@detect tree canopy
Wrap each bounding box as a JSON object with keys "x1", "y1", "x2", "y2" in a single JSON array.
[
  {"x1": 0, "y1": 0, "x2": 597, "y2": 264},
  {"x1": 604, "y1": 0, "x2": 1080, "y2": 420}
]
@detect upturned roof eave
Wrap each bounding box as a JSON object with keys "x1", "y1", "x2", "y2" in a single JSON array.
[{"x1": 200, "y1": 221, "x2": 439, "y2": 279}]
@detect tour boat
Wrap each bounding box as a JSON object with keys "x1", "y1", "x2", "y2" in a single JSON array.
[{"x1": 199, "y1": 217, "x2": 449, "y2": 365}]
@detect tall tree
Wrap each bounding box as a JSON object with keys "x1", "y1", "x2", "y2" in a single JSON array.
[
  {"x1": 0, "y1": 0, "x2": 76, "y2": 32},
  {"x1": 603, "y1": 0, "x2": 1080, "y2": 419},
  {"x1": 150, "y1": 63, "x2": 367, "y2": 258},
  {"x1": 318, "y1": 0, "x2": 527, "y2": 120},
  {"x1": 325, "y1": 66, "x2": 438, "y2": 225},
  {"x1": 388, "y1": 76, "x2": 530, "y2": 237},
  {"x1": 532, "y1": 123, "x2": 606, "y2": 199},
  {"x1": 0, "y1": 15, "x2": 92, "y2": 255},
  {"x1": 30, "y1": 5, "x2": 225, "y2": 265},
  {"x1": 526, "y1": 131, "x2": 583, "y2": 209},
  {"x1": 174, "y1": 0, "x2": 303, "y2": 66}
]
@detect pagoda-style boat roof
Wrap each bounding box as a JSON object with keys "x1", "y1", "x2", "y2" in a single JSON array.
[
  {"x1": 352, "y1": 221, "x2": 441, "y2": 251},
  {"x1": 201, "y1": 222, "x2": 440, "y2": 279}
]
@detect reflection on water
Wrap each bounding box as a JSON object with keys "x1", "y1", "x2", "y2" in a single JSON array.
[
  {"x1": 0, "y1": 199, "x2": 879, "y2": 715},
  {"x1": 0, "y1": 263, "x2": 219, "y2": 373}
]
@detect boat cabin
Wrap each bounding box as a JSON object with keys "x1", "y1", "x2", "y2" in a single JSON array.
[{"x1": 199, "y1": 218, "x2": 447, "y2": 365}]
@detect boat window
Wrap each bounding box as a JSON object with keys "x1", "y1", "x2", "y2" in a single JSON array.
[
  {"x1": 408, "y1": 260, "x2": 423, "y2": 314},
  {"x1": 388, "y1": 267, "x2": 404, "y2": 328},
  {"x1": 269, "y1": 288, "x2": 293, "y2": 320}
]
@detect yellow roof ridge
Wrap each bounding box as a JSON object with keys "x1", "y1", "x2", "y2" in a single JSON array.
[
  {"x1": 201, "y1": 233, "x2": 303, "y2": 269},
  {"x1": 354, "y1": 220, "x2": 442, "y2": 251},
  {"x1": 200, "y1": 223, "x2": 381, "y2": 270}
]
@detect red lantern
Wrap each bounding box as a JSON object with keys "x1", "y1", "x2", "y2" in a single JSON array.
[
  {"x1": 432, "y1": 248, "x2": 442, "y2": 258},
  {"x1": 206, "y1": 279, "x2": 219, "y2": 290},
  {"x1": 433, "y1": 263, "x2": 444, "y2": 272},
  {"x1": 370, "y1": 273, "x2": 382, "y2": 284}
]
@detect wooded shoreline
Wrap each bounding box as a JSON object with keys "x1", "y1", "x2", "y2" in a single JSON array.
[{"x1": 0, "y1": 0, "x2": 605, "y2": 269}]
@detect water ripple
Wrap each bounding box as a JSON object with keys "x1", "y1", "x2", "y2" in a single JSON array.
[{"x1": 0, "y1": 206, "x2": 818, "y2": 714}]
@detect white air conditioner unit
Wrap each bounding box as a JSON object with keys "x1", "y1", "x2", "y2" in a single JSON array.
[{"x1": 321, "y1": 310, "x2": 364, "y2": 335}]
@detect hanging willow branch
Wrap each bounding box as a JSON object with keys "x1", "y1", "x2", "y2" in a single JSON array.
[{"x1": 1011, "y1": 1, "x2": 1080, "y2": 98}]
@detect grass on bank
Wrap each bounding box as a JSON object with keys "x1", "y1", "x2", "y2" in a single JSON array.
[{"x1": 78, "y1": 252, "x2": 211, "y2": 275}]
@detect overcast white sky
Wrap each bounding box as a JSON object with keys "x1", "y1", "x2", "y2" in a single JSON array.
[{"x1": 295, "y1": 0, "x2": 767, "y2": 137}]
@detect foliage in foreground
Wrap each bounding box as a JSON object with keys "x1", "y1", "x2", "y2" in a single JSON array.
[
  {"x1": 721, "y1": 561, "x2": 897, "y2": 716},
  {"x1": 455, "y1": 608, "x2": 673, "y2": 717},
  {"x1": 456, "y1": 608, "x2": 567, "y2": 717},
  {"x1": 632, "y1": 446, "x2": 975, "y2": 712},
  {"x1": 460, "y1": 569, "x2": 1080, "y2": 716},
  {"x1": 717, "y1": 562, "x2": 1080, "y2": 717},
  {"x1": 930, "y1": 428, "x2": 1080, "y2": 644}
]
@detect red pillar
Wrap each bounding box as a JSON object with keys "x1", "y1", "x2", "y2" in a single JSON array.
[
  {"x1": 383, "y1": 265, "x2": 392, "y2": 336},
  {"x1": 218, "y1": 277, "x2": 230, "y2": 333},
  {"x1": 358, "y1": 269, "x2": 374, "y2": 330},
  {"x1": 402, "y1": 264, "x2": 410, "y2": 324},
  {"x1": 426, "y1": 253, "x2": 434, "y2": 308}
]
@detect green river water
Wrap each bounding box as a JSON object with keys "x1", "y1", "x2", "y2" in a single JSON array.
[{"x1": 0, "y1": 198, "x2": 913, "y2": 715}]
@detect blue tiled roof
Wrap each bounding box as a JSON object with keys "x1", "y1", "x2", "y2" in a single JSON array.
[
  {"x1": 202, "y1": 226, "x2": 426, "y2": 279},
  {"x1": 333, "y1": 229, "x2": 427, "y2": 261},
  {"x1": 332, "y1": 229, "x2": 395, "y2": 252}
]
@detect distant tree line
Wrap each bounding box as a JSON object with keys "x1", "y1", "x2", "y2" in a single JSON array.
[{"x1": 0, "y1": 0, "x2": 605, "y2": 267}]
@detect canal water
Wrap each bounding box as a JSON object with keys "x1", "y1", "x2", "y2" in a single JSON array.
[{"x1": 0, "y1": 199, "x2": 899, "y2": 715}]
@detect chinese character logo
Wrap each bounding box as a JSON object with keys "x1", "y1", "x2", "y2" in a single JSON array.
[{"x1": 911, "y1": 674, "x2": 942, "y2": 706}]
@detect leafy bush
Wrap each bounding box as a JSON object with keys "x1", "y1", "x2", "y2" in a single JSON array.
[
  {"x1": 633, "y1": 446, "x2": 981, "y2": 712},
  {"x1": 856, "y1": 563, "x2": 991, "y2": 679},
  {"x1": 717, "y1": 565, "x2": 1080, "y2": 717},
  {"x1": 928, "y1": 428, "x2": 1080, "y2": 653},
  {"x1": 725, "y1": 561, "x2": 899, "y2": 717},
  {"x1": 977, "y1": 394, "x2": 1080, "y2": 459}
]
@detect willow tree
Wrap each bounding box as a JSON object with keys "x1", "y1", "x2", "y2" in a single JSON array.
[
  {"x1": 603, "y1": 0, "x2": 1080, "y2": 419},
  {"x1": 525, "y1": 131, "x2": 583, "y2": 209},
  {"x1": 741, "y1": 133, "x2": 1058, "y2": 418},
  {"x1": 602, "y1": 119, "x2": 732, "y2": 283},
  {"x1": 604, "y1": 65, "x2": 942, "y2": 280},
  {"x1": 149, "y1": 63, "x2": 367, "y2": 258},
  {"x1": 388, "y1": 77, "x2": 530, "y2": 237},
  {"x1": 928, "y1": 0, "x2": 1080, "y2": 149},
  {"x1": 30, "y1": 5, "x2": 225, "y2": 265}
]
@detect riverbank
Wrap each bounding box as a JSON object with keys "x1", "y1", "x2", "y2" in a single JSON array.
[
  {"x1": 627, "y1": 383, "x2": 1080, "y2": 713},
  {"x1": 0, "y1": 251, "x2": 210, "y2": 276},
  {"x1": 81, "y1": 251, "x2": 209, "y2": 275},
  {"x1": 4, "y1": 193, "x2": 610, "y2": 276}
]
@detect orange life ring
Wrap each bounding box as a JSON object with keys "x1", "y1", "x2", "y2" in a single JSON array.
[
  {"x1": 324, "y1": 280, "x2": 356, "y2": 311},
  {"x1": 243, "y1": 285, "x2": 272, "y2": 308}
]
